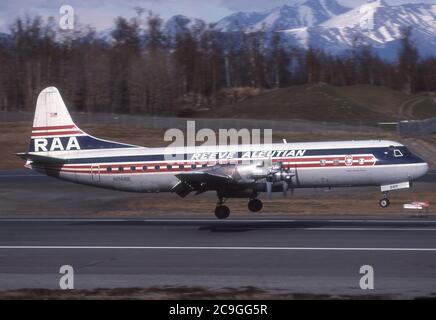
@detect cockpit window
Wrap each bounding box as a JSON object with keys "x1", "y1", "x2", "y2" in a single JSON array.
[
  {"x1": 394, "y1": 149, "x2": 403, "y2": 157},
  {"x1": 387, "y1": 145, "x2": 409, "y2": 158}
]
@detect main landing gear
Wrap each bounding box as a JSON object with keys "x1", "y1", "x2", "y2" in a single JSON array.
[
  {"x1": 215, "y1": 197, "x2": 230, "y2": 219},
  {"x1": 379, "y1": 192, "x2": 390, "y2": 208},
  {"x1": 214, "y1": 197, "x2": 264, "y2": 219},
  {"x1": 215, "y1": 205, "x2": 230, "y2": 219},
  {"x1": 248, "y1": 198, "x2": 263, "y2": 212}
]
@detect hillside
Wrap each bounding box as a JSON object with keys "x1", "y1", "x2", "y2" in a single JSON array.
[{"x1": 194, "y1": 84, "x2": 436, "y2": 124}]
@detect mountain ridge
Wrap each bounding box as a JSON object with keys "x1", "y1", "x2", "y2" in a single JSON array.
[
  {"x1": 2, "y1": 1, "x2": 434, "y2": 59},
  {"x1": 281, "y1": 0, "x2": 436, "y2": 58},
  {"x1": 163, "y1": 0, "x2": 436, "y2": 58},
  {"x1": 214, "y1": 0, "x2": 350, "y2": 32}
]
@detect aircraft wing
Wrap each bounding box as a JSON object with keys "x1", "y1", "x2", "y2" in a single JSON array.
[
  {"x1": 16, "y1": 152, "x2": 66, "y2": 164},
  {"x1": 171, "y1": 171, "x2": 233, "y2": 197}
]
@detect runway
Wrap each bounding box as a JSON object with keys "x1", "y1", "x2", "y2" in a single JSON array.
[
  {"x1": 2, "y1": 169, "x2": 436, "y2": 218},
  {"x1": 1, "y1": 218, "x2": 436, "y2": 298}
]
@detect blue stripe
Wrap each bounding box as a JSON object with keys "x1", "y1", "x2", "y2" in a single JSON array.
[{"x1": 61, "y1": 147, "x2": 425, "y2": 165}]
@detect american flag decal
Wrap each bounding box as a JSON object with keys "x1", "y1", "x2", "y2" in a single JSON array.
[{"x1": 49, "y1": 112, "x2": 58, "y2": 118}]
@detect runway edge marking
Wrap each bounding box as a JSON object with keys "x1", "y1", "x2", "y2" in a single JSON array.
[{"x1": 1, "y1": 246, "x2": 436, "y2": 252}]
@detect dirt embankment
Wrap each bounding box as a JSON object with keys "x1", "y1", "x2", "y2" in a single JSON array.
[{"x1": 194, "y1": 84, "x2": 436, "y2": 123}]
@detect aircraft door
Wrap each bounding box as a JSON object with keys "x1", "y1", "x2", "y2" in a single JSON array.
[{"x1": 91, "y1": 165, "x2": 100, "y2": 182}]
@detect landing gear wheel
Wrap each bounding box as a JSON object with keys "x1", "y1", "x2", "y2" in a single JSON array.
[
  {"x1": 215, "y1": 205, "x2": 230, "y2": 219},
  {"x1": 379, "y1": 198, "x2": 390, "y2": 208},
  {"x1": 248, "y1": 199, "x2": 263, "y2": 212}
]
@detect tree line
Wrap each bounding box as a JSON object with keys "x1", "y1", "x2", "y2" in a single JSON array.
[{"x1": 0, "y1": 12, "x2": 435, "y2": 115}]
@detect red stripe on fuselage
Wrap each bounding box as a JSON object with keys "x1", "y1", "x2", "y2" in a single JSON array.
[
  {"x1": 37, "y1": 161, "x2": 376, "y2": 175},
  {"x1": 37, "y1": 163, "x2": 376, "y2": 175},
  {"x1": 42, "y1": 155, "x2": 375, "y2": 169}
]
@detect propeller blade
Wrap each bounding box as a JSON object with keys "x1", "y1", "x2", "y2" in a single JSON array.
[
  {"x1": 265, "y1": 157, "x2": 272, "y2": 168},
  {"x1": 266, "y1": 181, "x2": 272, "y2": 199},
  {"x1": 282, "y1": 180, "x2": 288, "y2": 197}
]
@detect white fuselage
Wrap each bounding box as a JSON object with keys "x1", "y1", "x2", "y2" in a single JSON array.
[{"x1": 30, "y1": 140, "x2": 429, "y2": 194}]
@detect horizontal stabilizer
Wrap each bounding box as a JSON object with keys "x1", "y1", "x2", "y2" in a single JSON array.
[{"x1": 16, "y1": 152, "x2": 66, "y2": 164}]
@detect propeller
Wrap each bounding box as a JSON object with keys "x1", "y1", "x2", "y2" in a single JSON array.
[
  {"x1": 282, "y1": 180, "x2": 289, "y2": 197},
  {"x1": 266, "y1": 180, "x2": 273, "y2": 199},
  {"x1": 265, "y1": 162, "x2": 295, "y2": 199}
]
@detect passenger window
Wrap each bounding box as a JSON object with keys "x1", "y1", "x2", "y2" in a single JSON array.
[
  {"x1": 333, "y1": 159, "x2": 339, "y2": 166},
  {"x1": 179, "y1": 164, "x2": 184, "y2": 170},
  {"x1": 118, "y1": 166, "x2": 123, "y2": 171},
  {"x1": 191, "y1": 164, "x2": 196, "y2": 169},
  {"x1": 142, "y1": 166, "x2": 147, "y2": 171},
  {"x1": 320, "y1": 159, "x2": 326, "y2": 166},
  {"x1": 106, "y1": 167, "x2": 112, "y2": 172},
  {"x1": 155, "y1": 165, "x2": 160, "y2": 170},
  {"x1": 130, "y1": 166, "x2": 136, "y2": 171},
  {"x1": 167, "y1": 165, "x2": 172, "y2": 170}
]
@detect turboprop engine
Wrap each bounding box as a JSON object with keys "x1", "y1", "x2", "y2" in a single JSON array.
[
  {"x1": 263, "y1": 161, "x2": 295, "y2": 198},
  {"x1": 208, "y1": 161, "x2": 295, "y2": 197}
]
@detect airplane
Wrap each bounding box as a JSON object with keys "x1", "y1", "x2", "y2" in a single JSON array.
[{"x1": 18, "y1": 87, "x2": 429, "y2": 219}]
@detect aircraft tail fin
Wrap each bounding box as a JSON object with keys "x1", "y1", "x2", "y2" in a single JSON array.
[{"x1": 28, "y1": 87, "x2": 139, "y2": 153}]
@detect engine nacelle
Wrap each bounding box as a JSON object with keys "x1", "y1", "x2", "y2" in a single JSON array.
[
  {"x1": 207, "y1": 162, "x2": 268, "y2": 184},
  {"x1": 235, "y1": 162, "x2": 269, "y2": 183},
  {"x1": 208, "y1": 161, "x2": 295, "y2": 187}
]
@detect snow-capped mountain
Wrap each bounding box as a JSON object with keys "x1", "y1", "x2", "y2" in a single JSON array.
[
  {"x1": 89, "y1": 0, "x2": 436, "y2": 59},
  {"x1": 97, "y1": 28, "x2": 115, "y2": 43},
  {"x1": 97, "y1": 15, "x2": 208, "y2": 43},
  {"x1": 281, "y1": 0, "x2": 436, "y2": 58},
  {"x1": 214, "y1": 0, "x2": 350, "y2": 33},
  {"x1": 163, "y1": 15, "x2": 207, "y2": 37}
]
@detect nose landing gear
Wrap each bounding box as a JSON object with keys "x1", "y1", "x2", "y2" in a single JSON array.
[{"x1": 379, "y1": 192, "x2": 390, "y2": 208}]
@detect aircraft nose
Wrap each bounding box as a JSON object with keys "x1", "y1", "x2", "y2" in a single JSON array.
[
  {"x1": 423, "y1": 162, "x2": 429, "y2": 174},
  {"x1": 415, "y1": 162, "x2": 429, "y2": 179}
]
